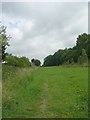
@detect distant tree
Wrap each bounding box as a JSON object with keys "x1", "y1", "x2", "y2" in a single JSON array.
[
  {"x1": 34, "y1": 59, "x2": 41, "y2": 66},
  {"x1": 19, "y1": 56, "x2": 31, "y2": 67},
  {"x1": 43, "y1": 33, "x2": 89, "y2": 66},
  {"x1": 0, "y1": 25, "x2": 10, "y2": 61},
  {"x1": 31, "y1": 59, "x2": 35, "y2": 63},
  {"x1": 6, "y1": 54, "x2": 31, "y2": 67},
  {"x1": 87, "y1": 34, "x2": 90, "y2": 59},
  {"x1": 6, "y1": 54, "x2": 18, "y2": 66},
  {"x1": 78, "y1": 55, "x2": 82, "y2": 64},
  {"x1": 82, "y1": 49, "x2": 88, "y2": 61},
  {"x1": 75, "y1": 33, "x2": 89, "y2": 62},
  {"x1": 78, "y1": 49, "x2": 88, "y2": 65},
  {"x1": 64, "y1": 60, "x2": 70, "y2": 65},
  {"x1": 43, "y1": 55, "x2": 54, "y2": 66},
  {"x1": 31, "y1": 59, "x2": 41, "y2": 66},
  {"x1": 70, "y1": 58, "x2": 74, "y2": 65},
  {"x1": 53, "y1": 50, "x2": 63, "y2": 65}
]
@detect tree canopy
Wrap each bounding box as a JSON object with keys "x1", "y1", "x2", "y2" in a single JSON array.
[
  {"x1": 43, "y1": 33, "x2": 90, "y2": 66},
  {"x1": 31, "y1": 59, "x2": 41, "y2": 66},
  {"x1": 6, "y1": 54, "x2": 31, "y2": 67},
  {"x1": 0, "y1": 25, "x2": 10, "y2": 61}
]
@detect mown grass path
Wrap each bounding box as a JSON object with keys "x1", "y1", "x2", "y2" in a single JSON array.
[{"x1": 2, "y1": 65, "x2": 88, "y2": 118}]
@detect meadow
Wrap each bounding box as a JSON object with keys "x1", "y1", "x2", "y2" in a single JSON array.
[{"x1": 2, "y1": 65, "x2": 88, "y2": 118}]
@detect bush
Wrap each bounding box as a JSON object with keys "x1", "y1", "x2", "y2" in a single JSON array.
[
  {"x1": 31, "y1": 59, "x2": 41, "y2": 66},
  {"x1": 6, "y1": 54, "x2": 31, "y2": 67}
]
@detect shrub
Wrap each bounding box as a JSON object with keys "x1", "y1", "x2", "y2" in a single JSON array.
[{"x1": 6, "y1": 54, "x2": 31, "y2": 67}]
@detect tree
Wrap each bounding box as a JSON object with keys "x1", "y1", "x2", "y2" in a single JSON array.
[
  {"x1": 70, "y1": 58, "x2": 74, "y2": 65},
  {"x1": 75, "y1": 33, "x2": 89, "y2": 62},
  {"x1": 31, "y1": 59, "x2": 41, "y2": 66},
  {"x1": 43, "y1": 33, "x2": 89, "y2": 66},
  {"x1": 87, "y1": 34, "x2": 90, "y2": 59},
  {"x1": 78, "y1": 49, "x2": 88, "y2": 65},
  {"x1": 31, "y1": 59, "x2": 35, "y2": 63},
  {"x1": 20, "y1": 56, "x2": 31, "y2": 67},
  {"x1": 0, "y1": 25, "x2": 10, "y2": 61},
  {"x1": 43, "y1": 55, "x2": 54, "y2": 66},
  {"x1": 6, "y1": 54, "x2": 31, "y2": 67},
  {"x1": 78, "y1": 55, "x2": 82, "y2": 64}
]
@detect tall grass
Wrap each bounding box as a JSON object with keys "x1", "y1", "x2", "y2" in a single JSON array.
[{"x1": 2, "y1": 65, "x2": 88, "y2": 118}]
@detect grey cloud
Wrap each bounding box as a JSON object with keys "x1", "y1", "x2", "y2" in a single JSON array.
[{"x1": 3, "y1": 2, "x2": 88, "y2": 63}]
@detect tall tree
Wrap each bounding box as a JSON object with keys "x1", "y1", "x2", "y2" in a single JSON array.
[
  {"x1": 0, "y1": 25, "x2": 10, "y2": 61},
  {"x1": 75, "y1": 33, "x2": 89, "y2": 62},
  {"x1": 78, "y1": 49, "x2": 88, "y2": 65}
]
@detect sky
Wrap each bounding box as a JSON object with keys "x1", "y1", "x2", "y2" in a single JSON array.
[{"x1": 2, "y1": 1, "x2": 88, "y2": 64}]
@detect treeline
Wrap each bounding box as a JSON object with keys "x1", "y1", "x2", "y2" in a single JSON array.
[
  {"x1": 43, "y1": 33, "x2": 90, "y2": 66},
  {"x1": 5, "y1": 54, "x2": 31, "y2": 67},
  {"x1": 1, "y1": 25, "x2": 90, "y2": 67},
  {"x1": 5, "y1": 54, "x2": 41, "y2": 67}
]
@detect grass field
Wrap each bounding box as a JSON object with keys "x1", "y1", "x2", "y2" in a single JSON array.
[{"x1": 2, "y1": 65, "x2": 88, "y2": 118}]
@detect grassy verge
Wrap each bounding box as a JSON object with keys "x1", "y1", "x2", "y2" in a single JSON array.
[{"x1": 2, "y1": 65, "x2": 88, "y2": 118}]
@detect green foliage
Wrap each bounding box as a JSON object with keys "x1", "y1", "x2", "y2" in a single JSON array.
[
  {"x1": 87, "y1": 34, "x2": 90, "y2": 59},
  {"x1": 6, "y1": 54, "x2": 31, "y2": 67},
  {"x1": 43, "y1": 55, "x2": 54, "y2": 66},
  {"x1": 20, "y1": 56, "x2": 31, "y2": 67},
  {"x1": 78, "y1": 49, "x2": 88, "y2": 65},
  {"x1": 43, "y1": 33, "x2": 90, "y2": 66},
  {"x1": 31, "y1": 59, "x2": 41, "y2": 66},
  {"x1": 70, "y1": 58, "x2": 74, "y2": 65},
  {"x1": 0, "y1": 25, "x2": 10, "y2": 61},
  {"x1": 78, "y1": 56, "x2": 82, "y2": 64},
  {"x1": 74, "y1": 33, "x2": 89, "y2": 62}
]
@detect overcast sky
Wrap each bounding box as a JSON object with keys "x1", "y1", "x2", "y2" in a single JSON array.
[{"x1": 2, "y1": 2, "x2": 88, "y2": 64}]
